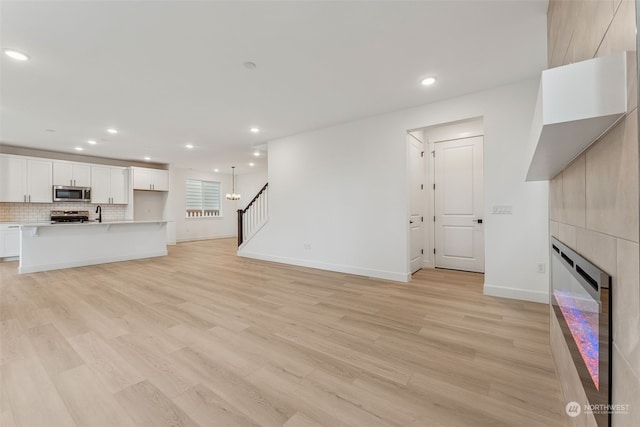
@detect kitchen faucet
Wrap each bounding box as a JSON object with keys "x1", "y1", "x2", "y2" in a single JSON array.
[{"x1": 95, "y1": 205, "x2": 102, "y2": 223}]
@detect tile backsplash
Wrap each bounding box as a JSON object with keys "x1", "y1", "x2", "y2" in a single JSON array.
[{"x1": 0, "y1": 202, "x2": 127, "y2": 223}]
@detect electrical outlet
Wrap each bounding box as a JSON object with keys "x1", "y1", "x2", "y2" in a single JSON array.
[
  {"x1": 537, "y1": 263, "x2": 546, "y2": 274},
  {"x1": 303, "y1": 243, "x2": 312, "y2": 250}
]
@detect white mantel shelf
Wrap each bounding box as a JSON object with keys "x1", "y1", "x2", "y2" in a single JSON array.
[
  {"x1": 526, "y1": 52, "x2": 628, "y2": 181},
  {"x1": 19, "y1": 220, "x2": 168, "y2": 274}
]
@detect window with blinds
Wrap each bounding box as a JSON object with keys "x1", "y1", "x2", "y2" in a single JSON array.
[{"x1": 185, "y1": 179, "x2": 221, "y2": 217}]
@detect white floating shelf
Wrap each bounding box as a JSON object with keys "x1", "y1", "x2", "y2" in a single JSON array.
[{"x1": 526, "y1": 52, "x2": 628, "y2": 181}]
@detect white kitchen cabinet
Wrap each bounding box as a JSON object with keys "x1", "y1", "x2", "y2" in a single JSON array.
[
  {"x1": 0, "y1": 155, "x2": 52, "y2": 203},
  {"x1": 91, "y1": 165, "x2": 129, "y2": 204},
  {"x1": 109, "y1": 167, "x2": 128, "y2": 204},
  {"x1": 53, "y1": 161, "x2": 91, "y2": 187},
  {"x1": 0, "y1": 155, "x2": 26, "y2": 202},
  {"x1": 27, "y1": 159, "x2": 53, "y2": 202},
  {"x1": 132, "y1": 167, "x2": 151, "y2": 190},
  {"x1": 0, "y1": 224, "x2": 20, "y2": 258},
  {"x1": 132, "y1": 167, "x2": 169, "y2": 191},
  {"x1": 151, "y1": 170, "x2": 169, "y2": 191}
]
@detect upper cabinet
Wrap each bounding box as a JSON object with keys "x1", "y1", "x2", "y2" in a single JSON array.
[
  {"x1": 526, "y1": 52, "x2": 628, "y2": 181},
  {"x1": 53, "y1": 161, "x2": 91, "y2": 187},
  {"x1": 0, "y1": 154, "x2": 53, "y2": 203},
  {"x1": 132, "y1": 167, "x2": 169, "y2": 191},
  {"x1": 109, "y1": 167, "x2": 129, "y2": 203},
  {"x1": 91, "y1": 165, "x2": 129, "y2": 204},
  {"x1": 0, "y1": 154, "x2": 168, "y2": 204}
]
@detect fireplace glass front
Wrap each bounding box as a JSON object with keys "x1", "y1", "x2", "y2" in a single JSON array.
[{"x1": 551, "y1": 237, "x2": 611, "y2": 426}]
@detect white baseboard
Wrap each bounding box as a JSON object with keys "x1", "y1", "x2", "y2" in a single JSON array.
[
  {"x1": 483, "y1": 283, "x2": 549, "y2": 304},
  {"x1": 18, "y1": 251, "x2": 168, "y2": 274},
  {"x1": 176, "y1": 234, "x2": 236, "y2": 243},
  {"x1": 238, "y1": 250, "x2": 410, "y2": 282}
]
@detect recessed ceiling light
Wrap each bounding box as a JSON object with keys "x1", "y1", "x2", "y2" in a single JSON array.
[
  {"x1": 3, "y1": 49, "x2": 29, "y2": 61},
  {"x1": 250, "y1": 127, "x2": 260, "y2": 133},
  {"x1": 185, "y1": 143, "x2": 194, "y2": 149},
  {"x1": 106, "y1": 128, "x2": 119, "y2": 134},
  {"x1": 45, "y1": 128, "x2": 56, "y2": 132},
  {"x1": 243, "y1": 61, "x2": 257, "y2": 69},
  {"x1": 144, "y1": 156, "x2": 151, "y2": 161},
  {"x1": 87, "y1": 140, "x2": 97, "y2": 145},
  {"x1": 420, "y1": 77, "x2": 437, "y2": 86},
  {"x1": 74, "y1": 147, "x2": 84, "y2": 151},
  {"x1": 213, "y1": 168, "x2": 219, "y2": 172},
  {"x1": 253, "y1": 151, "x2": 260, "y2": 157},
  {"x1": 249, "y1": 162, "x2": 255, "y2": 167}
]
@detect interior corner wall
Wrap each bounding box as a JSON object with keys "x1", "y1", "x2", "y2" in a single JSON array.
[{"x1": 239, "y1": 78, "x2": 550, "y2": 298}]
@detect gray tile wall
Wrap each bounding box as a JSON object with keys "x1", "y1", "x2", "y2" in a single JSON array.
[{"x1": 547, "y1": 1, "x2": 640, "y2": 426}]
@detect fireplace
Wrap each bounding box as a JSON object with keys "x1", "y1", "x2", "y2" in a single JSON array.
[{"x1": 551, "y1": 237, "x2": 612, "y2": 426}]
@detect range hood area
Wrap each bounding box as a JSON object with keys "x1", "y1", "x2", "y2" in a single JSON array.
[{"x1": 526, "y1": 52, "x2": 628, "y2": 181}]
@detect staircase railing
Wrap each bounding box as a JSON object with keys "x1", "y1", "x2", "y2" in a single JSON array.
[{"x1": 237, "y1": 183, "x2": 268, "y2": 247}]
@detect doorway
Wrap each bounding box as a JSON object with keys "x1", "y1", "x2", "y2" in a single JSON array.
[{"x1": 407, "y1": 117, "x2": 485, "y2": 276}]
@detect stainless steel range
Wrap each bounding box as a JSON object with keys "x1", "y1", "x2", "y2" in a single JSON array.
[{"x1": 50, "y1": 210, "x2": 91, "y2": 223}]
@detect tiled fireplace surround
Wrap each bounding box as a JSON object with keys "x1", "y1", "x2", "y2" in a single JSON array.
[{"x1": 547, "y1": 1, "x2": 639, "y2": 426}]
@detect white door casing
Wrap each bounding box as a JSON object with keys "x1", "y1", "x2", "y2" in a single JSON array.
[
  {"x1": 434, "y1": 136, "x2": 484, "y2": 273},
  {"x1": 409, "y1": 133, "x2": 425, "y2": 274}
]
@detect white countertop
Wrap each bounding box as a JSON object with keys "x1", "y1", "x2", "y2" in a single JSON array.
[{"x1": 20, "y1": 220, "x2": 168, "y2": 228}]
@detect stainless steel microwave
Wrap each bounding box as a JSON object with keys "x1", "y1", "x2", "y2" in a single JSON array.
[{"x1": 52, "y1": 186, "x2": 91, "y2": 202}]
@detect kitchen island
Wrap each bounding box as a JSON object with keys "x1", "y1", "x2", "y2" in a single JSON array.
[{"x1": 19, "y1": 220, "x2": 168, "y2": 274}]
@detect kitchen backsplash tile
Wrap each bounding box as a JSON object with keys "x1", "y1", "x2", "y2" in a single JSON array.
[{"x1": 0, "y1": 202, "x2": 127, "y2": 223}]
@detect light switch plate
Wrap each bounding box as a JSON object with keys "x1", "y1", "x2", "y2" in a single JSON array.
[{"x1": 492, "y1": 205, "x2": 513, "y2": 214}]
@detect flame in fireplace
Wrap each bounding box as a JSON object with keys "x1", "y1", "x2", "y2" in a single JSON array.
[{"x1": 554, "y1": 289, "x2": 599, "y2": 390}]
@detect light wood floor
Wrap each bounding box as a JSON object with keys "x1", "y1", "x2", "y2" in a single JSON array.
[{"x1": 1, "y1": 238, "x2": 567, "y2": 427}]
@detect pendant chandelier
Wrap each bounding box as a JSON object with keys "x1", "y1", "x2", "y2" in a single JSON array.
[{"x1": 225, "y1": 166, "x2": 241, "y2": 200}]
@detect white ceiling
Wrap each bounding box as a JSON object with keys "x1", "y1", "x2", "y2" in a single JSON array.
[{"x1": 0, "y1": 1, "x2": 548, "y2": 174}]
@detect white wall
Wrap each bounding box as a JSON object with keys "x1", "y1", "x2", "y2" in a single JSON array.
[
  {"x1": 237, "y1": 169, "x2": 268, "y2": 210},
  {"x1": 133, "y1": 191, "x2": 167, "y2": 221},
  {"x1": 168, "y1": 167, "x2": 268, "y2": 243},
  {"x1": 240, "y1": 78, "x2": 550, "y2": 302}
]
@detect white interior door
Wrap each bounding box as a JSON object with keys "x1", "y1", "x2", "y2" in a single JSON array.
[
  {"x1": 434, "y1": 136, "x2": 484, "y2": 272},
  {"x1": 409, "y1": 134, "x2": 425, "y2": 274}
]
